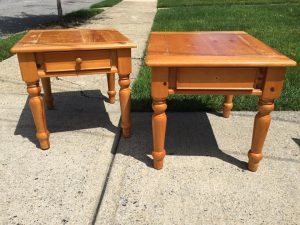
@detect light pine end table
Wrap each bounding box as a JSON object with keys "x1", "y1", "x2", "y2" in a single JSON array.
[
  {"x1": 11, "y1": 29, "x2": 136, "y2": 150},
  {"x1": 145, "y1": 31, "x2": 296, "y2": 171}
]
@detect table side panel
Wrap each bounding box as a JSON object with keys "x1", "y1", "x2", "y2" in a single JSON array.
[
  {"x1": 17, "y1": 53, "x2": 39, "y2": 82},
  {"x1": 261, "y1": 67, "x2": 286, "y2": 99},
  {"x1": 117, "y1": 49, "x2": 132, "y2": 75}
]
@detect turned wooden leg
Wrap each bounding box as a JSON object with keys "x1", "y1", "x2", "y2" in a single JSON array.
[
  {"x1": 106, "y1": 73, "x2": 116, "y2": 104},
  {"x1": 41, "y1": 77, "x2": 54, "y2": 109},
  {"x1": 223, "y1": 95, "x2": 233, "y2": 118},
  {"x1": 248, "y1": 99, "x2": 274, "y2": 172},
  {"x1": 118, "y1": 73, "x2": 131, "y2": 137},
  {"x1": 27, "y1": 81, "x2": 50, "y2": 150},
  {"x1": 152, "y1": 99, "x2": 167, "y2": 170}
]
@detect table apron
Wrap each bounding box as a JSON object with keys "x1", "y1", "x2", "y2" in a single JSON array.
[
  {"x1": 167, "y1": 67, "x2": 265, "y2": 96},
  {"x1": 37, "y1": 67, "x2": 118, "y2": 78},
  {"x1": 35, "y1": 49, "x2": 118, "y2": 77}
]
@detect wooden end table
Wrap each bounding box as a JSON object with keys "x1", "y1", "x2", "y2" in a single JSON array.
[
  {"x1": 145, "y1": 31, "x2": 296, "y2": 171},
  {"x1": 11, "y1": 29, "x2": 136, "y2": 150}
]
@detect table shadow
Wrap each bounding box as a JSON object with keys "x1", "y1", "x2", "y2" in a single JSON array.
[
  {"x1": 292, "y1": 138, "x2": 300, "y2": 148},
  {"x1": 14, "y1": 90, "x2": 118, "y2": 148},
  {"x1": 0, "y1": 14, "x2": 58, "y2": 36},
  {"x1": 116, "y1": 112, "x2": 248, "y2": 170},
  {"x1": 0, "y1": 13, "x2": 91, "y2": 37}
]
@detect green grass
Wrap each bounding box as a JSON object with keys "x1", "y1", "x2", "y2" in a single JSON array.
[
  {"x1": 91, "y1": 0, "x2": 122, "y2": 8},
  {"x1": 132, "y1": 2, "x2": 300, "y2": 111},
  {"x1": 158, "y1": 0, "x2": 300, "y2": 7},
  {"x1": 0, "y1": 32, "x2": 25, "y2": 61}
]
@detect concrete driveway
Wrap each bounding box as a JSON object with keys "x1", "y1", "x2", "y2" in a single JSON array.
[{"x1": 0, "y1": 0, "x2": 103, "y2": 37}]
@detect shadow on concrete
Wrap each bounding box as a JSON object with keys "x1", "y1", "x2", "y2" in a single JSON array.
[
  {"x1": 0, "y1": 14, "x2": 59, "y2": 36},
  {"x1": 292, "y1": 138, "x2": 300, "y2": 148},
  {"x1": 117, "y1": 112, "x2": 248, "y2": 170},
  {"x1": 14, "y1": 90, "x2": 118, "y2": 147}
]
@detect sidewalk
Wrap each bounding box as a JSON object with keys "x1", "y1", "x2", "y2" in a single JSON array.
[
  {"x1": 0, "y1": 1, "x2": 157, "y2": 224},
  {"x1": 97, "y1": 112, "x2": 300, "y2": 225},
  {"x1": 1, "y1": 0, "x2": 300, "y2": 224},
  {"x1": 0, "y1": 0, "x2": 103, "y2": 37},
  {"x1": 82, "y1": 0, "x2": 156, "y2": 79}
]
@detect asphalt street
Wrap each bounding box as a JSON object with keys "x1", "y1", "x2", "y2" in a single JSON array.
[{"x1": 0, "y1": 0, "x2": 103, "y2": 37}]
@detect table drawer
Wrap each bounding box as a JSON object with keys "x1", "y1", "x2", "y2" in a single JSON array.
[
  {"x1": 43, "y1": 50, "x2": 111, "y2": 73},
  {"x1": 176, "y1": 68, "x2": 258, "y2": 90}
]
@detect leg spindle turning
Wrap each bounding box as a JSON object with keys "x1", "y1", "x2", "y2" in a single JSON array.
[
  {"x1": 118, "y1": 73, "x2": 131, "y2": 137},
  {"x1": 152, "y1": 99, "x2": 167, "y2": 170},
  {"x1": 27, "y1": 81, "x2": 50, "y2": 150},
  {"x1": 41, "y1": 77, "x2": 54, "y2": 109},
  {"x1": 223, "y1": 95, "x2": 234, "y2": 118},
  {"x1": 248, "y1": 99, "x2": 274, "y2": 172},
  {"x1": 107, "y1": 73, "x2": 116, "y2": 104}
]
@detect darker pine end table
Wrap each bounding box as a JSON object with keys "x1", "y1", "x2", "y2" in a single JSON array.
[
  {"x1": 11, "y1": 29, "x2": 137, "y2": 150},
  {"x1": 145, "y1": 31, "x2": 296, "y2": 171}
]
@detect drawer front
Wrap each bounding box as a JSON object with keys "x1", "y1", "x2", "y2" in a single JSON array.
[
  {"x1": 43, "y1": 50, "x2": 111, "y2": 73},
  {"x1": 176, "y1": 68, "x2": 258, "y2": 90}
]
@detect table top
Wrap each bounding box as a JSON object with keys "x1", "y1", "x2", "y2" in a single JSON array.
[
  {"x1": 11, "y1": 29, "x2": 136, "y2": 53},
  {"x1": 146, "y1": 31, "x2": 296, "y2": 67}
]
